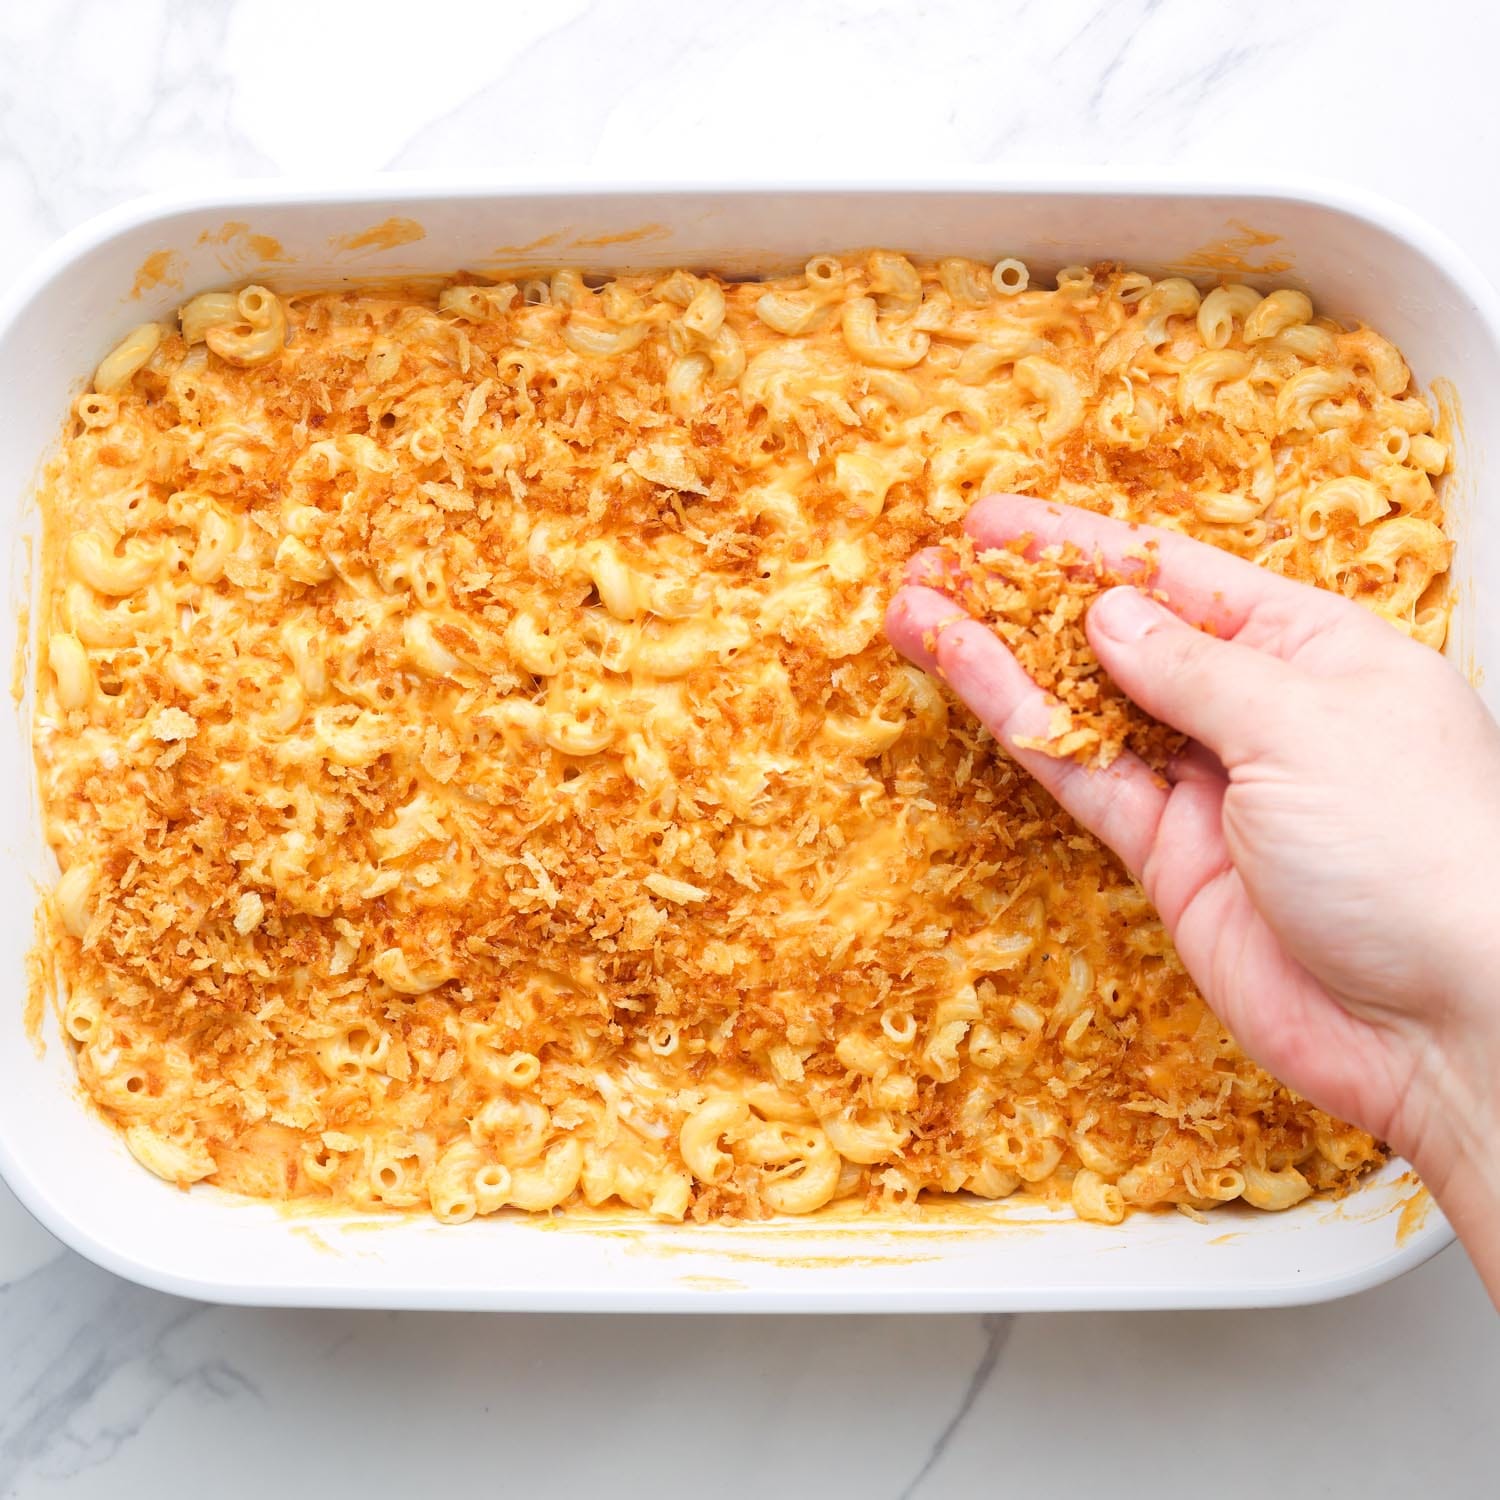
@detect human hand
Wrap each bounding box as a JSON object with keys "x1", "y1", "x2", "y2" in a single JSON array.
[{"x1": 886, "y1": 494, "x2": 1500, "y2": 1298}]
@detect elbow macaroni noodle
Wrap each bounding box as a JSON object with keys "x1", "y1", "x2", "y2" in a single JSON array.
[{"x1": 32, "y1": 253, "x2": 1448, "y2": 1224}]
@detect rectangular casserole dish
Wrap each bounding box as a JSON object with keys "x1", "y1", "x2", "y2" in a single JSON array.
[{"x1": 0, "y1": 176, "x2": 1488, "y2": 1311}]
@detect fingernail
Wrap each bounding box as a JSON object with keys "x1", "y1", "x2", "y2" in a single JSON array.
[{"x1": 1092, "y1": 586, "x2": 1165, "y2": 643}]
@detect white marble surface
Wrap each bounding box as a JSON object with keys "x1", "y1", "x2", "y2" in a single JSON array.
[{"x1": 3, "y1": 0, "x2": 1499, "y2": 1494}]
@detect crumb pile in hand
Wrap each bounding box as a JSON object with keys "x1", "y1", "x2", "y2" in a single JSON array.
[{"x1": 925, "y1": 534, "x2": 1190, "y2": 773}]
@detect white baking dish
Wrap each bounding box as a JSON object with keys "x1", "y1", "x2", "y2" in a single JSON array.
[{"x1": 0, "y1": 177, "x2": 1488, "y2": 1311}]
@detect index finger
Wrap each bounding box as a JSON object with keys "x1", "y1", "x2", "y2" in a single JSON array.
[
  {"x1": 963, "y1": 494, "x2": 1348, "y2": 642},
  {"x1": 886, "y1": 582, "x2": 1169, "y2": 878}
]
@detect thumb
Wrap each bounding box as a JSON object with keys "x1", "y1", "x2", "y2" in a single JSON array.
[{"x1": 1087, "y1": 586, "x2": 1298, "y2": 765}]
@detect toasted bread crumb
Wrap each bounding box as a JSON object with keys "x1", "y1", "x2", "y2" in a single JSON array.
[{"x1": 924, "y1": 534, "x2": 1189, "y2": 773}]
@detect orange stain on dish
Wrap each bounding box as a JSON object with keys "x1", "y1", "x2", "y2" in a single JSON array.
[
  {"x1": 286, "y1": 1223, "x2": 343, "y2": 1257},
  {"x1": 1172, "y1": 221, "x2": 1293, "y2": 278},
  {"x1": 23, "y1": 920, "x2": 50, "y2": 1050},
  {"x1": 633, "y1": 1240, "x2": 949, "y2": 1269},
  {"x1": 491, "y1": 231, "x2": 564, "y2": 255},
  {"x1": 196, "y1": 221, "x2": 289, "y2": 262},
  {"x1": 129, "y1": 249, "x2": 185, "y2": 298},
  {"x1": 1395, "y1": 1184, "x2": 1433, "y2": 1245},
  {"x1": 332, "y1": 217, "x2": 427, "y2": 253},
  {"x1": 570, "y1": 222, "x2": 670, "y2": 248}
]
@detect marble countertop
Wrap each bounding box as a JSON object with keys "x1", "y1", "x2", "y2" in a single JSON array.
[{"x1": 3, "y1": 0, "x2": 1498, "y2": 1494}]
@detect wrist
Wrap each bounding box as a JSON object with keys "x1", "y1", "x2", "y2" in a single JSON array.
[{"x1": 1399, "y1": 1019, "x2": 1500, "y2": 1304}]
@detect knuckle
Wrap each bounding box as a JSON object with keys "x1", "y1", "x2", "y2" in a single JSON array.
[
  {"x1": 1148, "y1": 618, "x2": 1216, "y2": 684},
  {"x1": 993, "y1": 694, "x2": 1044, "y2": 747}
]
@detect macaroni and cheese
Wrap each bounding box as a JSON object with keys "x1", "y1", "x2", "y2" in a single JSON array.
[{"x1": 31, "y1": 253, "x2": 1451, "y2": 1224}]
